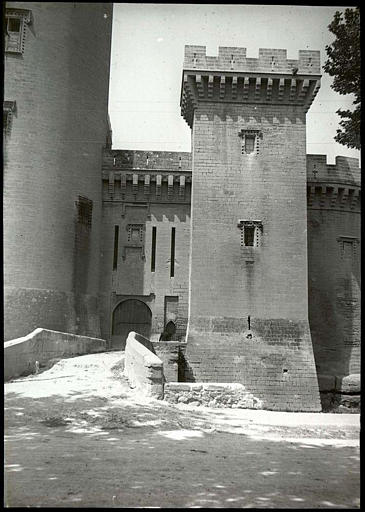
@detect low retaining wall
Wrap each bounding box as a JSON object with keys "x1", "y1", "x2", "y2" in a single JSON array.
[
  {"x1": 124, "y1": 332, "x2": 164, "y2": 398},
  {"x1": 130, "y1": 333, "x2": 186, "y2": 384},
  {"x1": 4, "y1": 328, "x2": 106, "y2": 381},
  {"x1": 164, "y1": 382, "x2": 263, "y2": 409},
  {"x1": 152, "y1": 341, "x2": 186, "y2": 382},
  {"x1": 318, "y1": 373, "x2": 360, "y2": 412}
]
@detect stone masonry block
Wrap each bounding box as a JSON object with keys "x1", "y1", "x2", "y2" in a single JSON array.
[{"x1": 335, "y1": 374, "x2": 361, "y2": 394}]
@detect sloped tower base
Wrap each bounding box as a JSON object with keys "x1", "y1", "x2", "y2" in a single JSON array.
[{"x1": 185, "y1": 317, "x2": 321, "y2": 412}]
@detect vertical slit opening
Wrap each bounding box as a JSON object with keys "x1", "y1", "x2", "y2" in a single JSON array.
[
  {"x1": 113, "y1": 225, "x2": 119, "y2": 270},
  {"x1": 170, "y1": 227, "x2": 175, "y2": 277},
  {"x1": 151, "y1": 226, "x2": 156, "y2": 272}
]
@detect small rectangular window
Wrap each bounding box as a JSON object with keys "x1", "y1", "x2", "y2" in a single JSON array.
[
  {"x1": 151, "y1": 226, "x2": 156, "y2": 272},
  {"x1": 170, "y1": 227, "x2": 176, "y2": 277},
  {"x1": 239, "y1": 129, "x2": 261, "y2": 155},
  {"x1": 8, "y1": 17, "x2": 21, "y2": 32},
  {"x1": 245, "y1": 135, "x2": 256, "y2": 154},
  {"x1": 113, "y1": 225, "x2": 119, "y2": 270},
  {"x1": 244, "y1": 226, "x2": 255, "y2": 246},
  {"x1": 76, "y1": 196, "x2": 93, "y2": 227},
  {"x1": 5, "y1": 9, "x2": 31, "y2": 54},
  {"x1": 3, "y1": 101, "x2": 16, "y2": 138},
  {"x1": 337, "y1": 236, "x2": 358, "y2": 264},
  {"x1": 342, "y1": 241, "x2": 354, "y2": 264}
]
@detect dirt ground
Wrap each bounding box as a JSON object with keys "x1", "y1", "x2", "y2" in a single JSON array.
[{"x1": 4, "y1": 352, "x2": 360, "y2": 508}]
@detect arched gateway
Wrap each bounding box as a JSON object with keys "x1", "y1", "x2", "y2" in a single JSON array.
[{"x1": 112, "y1": 299, "x2": 152, "y2": 349}]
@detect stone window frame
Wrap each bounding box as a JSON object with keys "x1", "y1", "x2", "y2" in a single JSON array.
[
  {"x1": 5, "y1": 8, "x2": 32, "y2": 55},
  {"x1": 126, "y1": 223, "x2": 144, "y2": 243},
  {"x1": 337, "y1": 236, "x2": 359, "y2": 261},
  {"x1": 122, "y1": 223, "x2": 146, "y2": 260},
  {"x1": 3, "y1": 101, "x2": 17, "y2": 138},
  {"x1": 239, "y1": 129, "x2": 262, "y2": 156},
  {"x1": 238, "y1": 220, "x2": 263, "y2": 248}
]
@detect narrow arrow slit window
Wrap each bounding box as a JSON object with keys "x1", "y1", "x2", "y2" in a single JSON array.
[
  {"x1": 170, "y1": 227, "x2": 176, "y2": 277},
  {"x1": 151, "y1": 226, "x2": 156, "y2": 272}
]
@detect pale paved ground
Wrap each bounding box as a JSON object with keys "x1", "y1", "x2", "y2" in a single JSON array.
[{"x1": 4, "y1": 352, "x2": 360, "y2": 508}]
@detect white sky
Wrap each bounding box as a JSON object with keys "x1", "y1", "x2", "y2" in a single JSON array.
[{"x1": 108, "y1": 3, "x2": 360, "y2": 165}]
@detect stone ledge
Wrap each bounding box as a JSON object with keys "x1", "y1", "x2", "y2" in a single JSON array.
[
  {"x1": 4, "y1": 328, "x2": 106, "y2": 381},
  {"x1": 124, "y1": 331, "x2": 164, "y2": 398}
]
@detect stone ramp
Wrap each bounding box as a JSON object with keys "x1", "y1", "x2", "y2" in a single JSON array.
[{"x1": 4, "y1": 328, "x2": 107, "y2": 381}]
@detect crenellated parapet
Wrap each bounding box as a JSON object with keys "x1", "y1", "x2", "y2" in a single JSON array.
[
  {"x1": 306, "y1": 155, "x2": 361, "y2": 211},
  {"x1": 181, "y1": 46, "x2": 321, "y2": 127},
  {"x1": 103, "y1": 149, "x2": 192, "y2": 171},
  {"x1": 102, "y1": 149, "x2": 192, "y2": 203},
  {"x1": 183, "y1": 46, "x2": 321, "y2": 74}
]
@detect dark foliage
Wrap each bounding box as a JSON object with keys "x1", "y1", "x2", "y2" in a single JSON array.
[{"x1": 323, "y1": 8, "x2": 360, "y2": 149}]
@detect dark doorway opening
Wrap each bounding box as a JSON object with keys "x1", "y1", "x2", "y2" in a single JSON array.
[
  {"x1": 112, "y1": 299, "x2": 152, "y2": 349},
  {"x1": 159, "y1": 320, "x2": 176, "y2": 341}
]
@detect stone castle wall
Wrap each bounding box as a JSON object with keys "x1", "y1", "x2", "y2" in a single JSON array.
[
  {"x1": 100, "y1": 147, "x2": 361, "y2": 405},
  {"x1": 306, "y1": 155, "x2": 361, "y2": 390},
  {"x1": 4, "y1": 2, "x2": 113, "y2": 341},
  {"x1": 99, "y1": 149, "x2": 192, "y2": 348},
  {"x1": 184, "y1": 100, "x2": 320, "y2": 411},
  {"x1": 180, "y1": 45, "x2": 322, "y2": 411},
  {"x1": 5, "y1": 23, "x2": 360, "y2": 411}
]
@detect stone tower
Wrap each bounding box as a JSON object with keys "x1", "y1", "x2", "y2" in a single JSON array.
[
  {"x1": 4, "y1": 3, "x2": 113, "y2": 340},
  {"x1": 307, "y1": 155, "x2": 361, "y2": 385},
  {"x1": 180, "y1": 46, "x2": 322, "y2": 411}
]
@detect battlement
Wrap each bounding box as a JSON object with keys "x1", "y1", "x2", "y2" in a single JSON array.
[
  {"x1": 103, "y1": 149, "x2": 192, "y2": 172},
  {"x1": 307, "y1": 154, "x2": 361, "y2": 186},
  {"x1": 181, "y1": 45, "x2": 321, "y2": 127},
  {"x1": 306, "y1": 155, "x2": 361, "y2": 212},
  {"x1": 184, "y1": 46, "x2": 321, "y2": 75},
  {"x1": 102, "y1": 149, "x2": 192, "y2": 203}
]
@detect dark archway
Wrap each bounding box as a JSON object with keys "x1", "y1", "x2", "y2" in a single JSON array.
[
  {"x1": 159, "y1": 320, "x2": 176, "y2": 341},
  {"x1": 112, "y1": 299, "x2": 152, "y2": 349}
]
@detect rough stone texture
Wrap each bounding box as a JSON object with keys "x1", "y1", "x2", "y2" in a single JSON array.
[
  {"x1": 319, "y1": 374, "x2": 360, "y2": 413},
  {"x1": 183, "y1": 320, "x2": 320, "y2": 411},
  {"x1": 320, "y1": 392, "x2": 360, "y2": 414},
  {"x1": 4, "y1": 2, "x2": 113, "y2": 341},
  {"x1": 335, "y1": 374, "x2": 361, "y2": 393},
  {"x1": 4, "y1": 328, "x2": 106, "y2": 381},
  {"x1": 124, "y1": 331, "x2": 164, "y2": 398},
  {"x1": 164, "y1": 382, "x2": 263, "y2": 409}
]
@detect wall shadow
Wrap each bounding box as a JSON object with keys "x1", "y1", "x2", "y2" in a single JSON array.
[{"x1": 5, "y1": 388, "x2": 359, "y2": 508}]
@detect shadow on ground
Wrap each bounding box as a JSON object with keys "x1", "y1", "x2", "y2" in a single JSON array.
[{"x1": 4, "y1": 388, "x2": 360, "y2": 508}]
